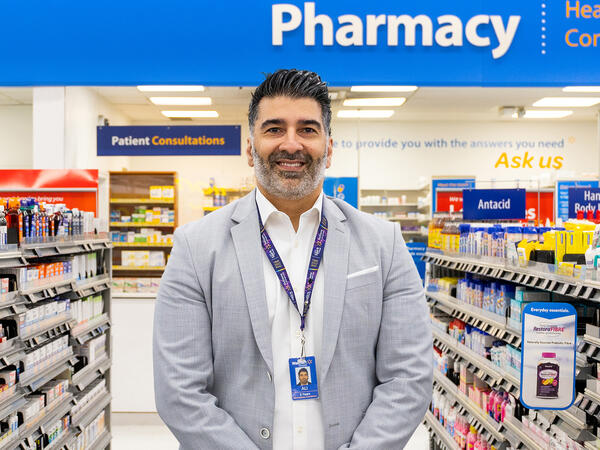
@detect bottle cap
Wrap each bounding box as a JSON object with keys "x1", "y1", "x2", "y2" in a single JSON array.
[{"x1": 542, "y1": 352, "x2": 556, "y2": 358}]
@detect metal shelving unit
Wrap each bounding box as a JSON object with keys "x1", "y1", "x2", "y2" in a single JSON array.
[
  {"x1": 426, "y1": 250, "x2": 599, "y2": 450},
  {"x1": 0, "y1": 236, "x2": 113, "y2": 449}
]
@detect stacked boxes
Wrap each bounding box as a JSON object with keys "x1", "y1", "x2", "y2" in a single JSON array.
[
  {"x1": 71, "y1": 295, "x2": 104, "y2": 324},
  {"x1": 23, "y1": 336, "x2": 70, "y2": 376},
  {"x1": 0, "y1": 260, "x2": 74, "y2": 289},
  {"x1": 71, "y1": 379, "x2": 107, "y2": 417},
  {"x1": 75, "y1": 334, "x2": 106, "y2": 364},
  {"x1": 112, "y1": 277, "x2": 160, "y2": 293},
  {"x1": 73, "y1": 410, "x2": 105, "y2": 450},
  {"x1": 121, "y1": 250, "x2": 165, "y2": 267},
  {"x1": 18, "y1": 299, "x2": 71, "y2": 337}
]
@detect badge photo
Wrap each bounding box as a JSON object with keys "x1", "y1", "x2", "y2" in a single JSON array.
[{"x1": 289, "y1": 356, "x2": 319, "y2": 400}]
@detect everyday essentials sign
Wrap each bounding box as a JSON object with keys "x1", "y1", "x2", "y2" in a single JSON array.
[
  {"x1": 463, "y1": 189, "x2": 526, "y2": 220},
  {"x1": 1, "y1": 0, "x2": 600, "y2": 85},
  {"x1": 568, "y1": 187, "x2": 600, "y2": 217},
  {"x1": 97, "y1": 125, "x2": 241, "y2": 156}
]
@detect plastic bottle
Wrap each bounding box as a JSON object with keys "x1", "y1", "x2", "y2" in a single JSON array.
[
  {"x1": 487, "y1": 390, "x2": 497, "y2": 419},
  {"x1": 6, "y1": 199, "x2": 20, "y2": 245},
  {"x1": 467, "y1": 426, "x2": 477, "y2": 450},
  {"x1": 0, "y1": 206, "x2": 6, "y2": 246},
  {"x1": 433, "y1": 391, "x2": 440, "y2": 419},
  {"x1": 495, "y1": 391, "x2": 506, "y2": 422}
]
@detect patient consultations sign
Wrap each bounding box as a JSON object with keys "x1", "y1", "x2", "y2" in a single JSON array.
[{"x1": 97, "y1": 125, "x2": 241, "y2": 156}]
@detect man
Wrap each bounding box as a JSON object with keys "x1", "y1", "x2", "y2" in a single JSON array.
[
  {"x1": 153, "y1": 69, "x2": 432, "y2": 450},
  {"x1": 297, "y1": 368, "x2": 310, "y2": 386}
]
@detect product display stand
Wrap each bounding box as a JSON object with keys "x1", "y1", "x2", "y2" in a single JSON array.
[
  {"x1": 0, "y1": 235, "x2": 112, "y2": 449},
  {"x1": 425, "y1": 250, "x2": 598, "y2": 450}
]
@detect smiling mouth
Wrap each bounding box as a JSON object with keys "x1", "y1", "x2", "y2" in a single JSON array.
[{"x1": 275, "y1": 160, "x2": 306, "y2": 171}]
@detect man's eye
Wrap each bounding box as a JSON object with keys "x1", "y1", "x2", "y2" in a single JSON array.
[
  {"x1": 266, "y1": 128, "x2": 282, "y2": 134},
  {"x1": 301, "y1": 128, "x2": 317, "y2": 134}
]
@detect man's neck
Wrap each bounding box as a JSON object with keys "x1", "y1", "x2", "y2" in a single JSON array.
[{"x1": 257, "y1": 184, "x2": 322, "y2": 232}]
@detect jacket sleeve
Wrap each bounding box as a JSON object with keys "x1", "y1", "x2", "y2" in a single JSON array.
[
  {"x1": 341, "y1": 223, "x2": 433, "y2": 449},
  {"x1": 153, "y1": 227, "x2": 258, "y2": 449}
]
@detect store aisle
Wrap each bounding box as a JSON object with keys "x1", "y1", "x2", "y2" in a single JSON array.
[{"x1": 111, "y1": 413, "x2": 429, "y2": 449}]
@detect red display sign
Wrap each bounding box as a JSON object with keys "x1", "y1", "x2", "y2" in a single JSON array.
[
  {"x1": 0, "y1": 170, "x2": 98, "y2": 214},
  {"x1": 436, "y1": 190, "x2": 464, "y2": 212},
  {"x1": 525, "y1": 191, "x2": 554, "y2": 225}
]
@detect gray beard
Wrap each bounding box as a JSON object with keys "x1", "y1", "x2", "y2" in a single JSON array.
[{"x1": 251, "y1": 145, "x2": 327, "y2": 200}]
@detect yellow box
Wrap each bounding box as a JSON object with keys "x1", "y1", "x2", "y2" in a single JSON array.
[
  {"x1": 162, "y1": 186, "x2": 175, "y2": 200},
  {"x1": 555, "y1": 231, "x2": 567, "y2": 263},
  {"x1": 149, "y1": 186, "x2": 162, "y2": 199}
]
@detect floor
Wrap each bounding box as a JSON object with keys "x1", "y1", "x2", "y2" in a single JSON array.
[{"x1": 111, "y1": 413, "x2": 430, "y2": 449}]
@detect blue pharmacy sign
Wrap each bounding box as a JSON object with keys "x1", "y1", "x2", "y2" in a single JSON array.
[
  {"x1": 567, "y1": 186, "x2": 600, "y2": 219},
  {"x1": 432, "y1": 178, "x2": 476, "y2": 213},
  {"x1": 557, "y1": 180, "x2": 599, "y2": 221},
  {"x1": 520, "y1": 303, "x2": 576, "y2": 410},
  {"x1": 463, "y1": 189, "x2": 526, "y2": 220},
  {"x1": 97, "y1": 125, "x2": 241, "y2": 156},
  {"x1": 323, "y1": 177, "x2": 358, "y2": 208},
  {"x1": 1, "y1": 1, "x2": 600, "y2": 86}
]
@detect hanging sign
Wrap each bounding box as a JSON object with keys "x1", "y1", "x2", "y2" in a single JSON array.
[
  {"x1": 323, "y1": 177, "x2": 358, "y2": 208},
  {"x1": 557, "y1": 181, "x2": 599, "y2": 221},
  {"x1": 97, "y1": 125, "x2": 241, "y2": 156},
  {"x1": 520, "y1": 302, "x2": 577, "y2": 410},
  {"x1": 462, "y1": 189, "x2": 526, "y2": 220},
  {"x1": 406, "y1": 242, "x2": 426, "y2": 283},
  {"x1": 568, "y1": 187, "x2": 600, "y2": 219},
  {"x1": 432, "y1": 178, "x2": 475, "y2": 212}
]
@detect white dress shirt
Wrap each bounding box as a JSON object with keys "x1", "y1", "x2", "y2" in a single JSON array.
[{"x1": 256, "y1": 188, "x2": 325, "y2": 450}]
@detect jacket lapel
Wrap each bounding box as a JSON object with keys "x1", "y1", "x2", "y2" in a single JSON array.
[
  {"x1": 320, "y1": 197, "x2": 349, "y2": 381},
  {"x1": 231, "y1": 191, "x2": 273, "y2": 373}
]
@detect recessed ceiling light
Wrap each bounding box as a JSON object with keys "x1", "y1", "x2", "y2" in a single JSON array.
[
  {"x1": 563, "y1": 86, "x2": 600, "y2": 92},
  {"x1": 524, "y1": 110, "x2": 573, "y2": 119},
  {"x1": 150, "y1": 97, "x2": 212, "y2": 106},
  {"x1": 350, "y1": 86, "x2": 417, "y2": 92},
  {"x1": 138, "y1": 85, "x2": 205, "y2": 92},
  {"x1": 343, "y1": 97, "x2": 406, "y2": 107},
  {"x1": 337, "y1": 110, "x2": 394, "y2": 119},
  {"x1": 533, "y1": 97, "x2": 600, "y2": 107},
  {"x1": 161, "y1": 110, "x2": 219, "y2": 118}
]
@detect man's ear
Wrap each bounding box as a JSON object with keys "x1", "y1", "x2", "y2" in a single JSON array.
[{"x1": 246, "y1": 137, "x2": 254, "y2": 167}]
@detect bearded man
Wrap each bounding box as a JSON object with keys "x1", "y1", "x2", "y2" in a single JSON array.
[{"x1": 153, "y1": 69, "x2": 432, "y2": 450}]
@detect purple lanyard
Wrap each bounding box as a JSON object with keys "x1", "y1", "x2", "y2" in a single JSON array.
[{"x1": 258, "y1": 207, "x2": 328, "y2": 332}]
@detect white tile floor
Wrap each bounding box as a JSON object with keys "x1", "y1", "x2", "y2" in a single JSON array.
[{"x1": 111, "y1": 413, "x2": 430, "y2": 449}]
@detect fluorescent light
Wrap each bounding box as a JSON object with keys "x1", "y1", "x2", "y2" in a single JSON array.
[
  {"x1": 350, "y1": 86, "x2": 417, "y2": 93},
  {"x1": 343, "y1": 97, "x2": 406, "y2": 107},
  {"x1": 533, "y1": 97, "x2": 600, "y2": 107},
  {"x1": 161, "y1": 110, "x2": 219, "y2": 118},
  {"x1": 523, "y1": 110, "x2": 573, "y2": 119},
  {"x1": 337, "y1": 110, "x2": 394, "y2": 119},
  {"x1": 563, "y1": 86, "x2": 600, "y2": 92},
  {"x1": 138, "y1": 85, "x2": 205, "y2": 92},
  {"x1": 150, "y1": 97, "x2": 212, "y2": 106}
]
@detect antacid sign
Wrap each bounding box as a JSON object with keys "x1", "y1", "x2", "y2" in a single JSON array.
[{"x1": 273, "y1": 2, "x2": 521, "y2": 59}]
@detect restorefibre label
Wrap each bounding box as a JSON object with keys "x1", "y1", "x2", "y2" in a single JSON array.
[{"x1": 520, "y1": 303, "x2": 576, "y2": 410}]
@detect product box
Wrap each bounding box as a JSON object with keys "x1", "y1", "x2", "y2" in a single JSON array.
[
  {"x1": 161, "y1": 185, "x2": 175, "y2": 200},
  {"x1": 149, "y1": 186, "x2": 162, "y2": 199}
]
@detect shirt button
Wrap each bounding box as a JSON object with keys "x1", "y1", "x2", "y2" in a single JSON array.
[{"x1": 260, "y1": 427, "x2": 271, "y2": 439}]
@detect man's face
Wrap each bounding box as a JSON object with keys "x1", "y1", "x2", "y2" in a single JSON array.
[
  {"x1": 246, "y1": 96, "x2": 332, "y2": 200},
  {"x1": 298, "y1": 370, "x2": 309, "y2": 385}
]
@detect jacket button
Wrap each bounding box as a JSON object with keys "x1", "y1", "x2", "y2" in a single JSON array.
[{"x1": 260, "y1": 427, "x2": 270, "y2": 439}]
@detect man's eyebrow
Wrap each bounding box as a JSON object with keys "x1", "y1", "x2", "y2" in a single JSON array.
[
  {"x1": 260, "y1": 119, "x2": 284, "y2": 130},
  {"x1": 298, "y1": 119, "x2": 322, "y2": 130}
]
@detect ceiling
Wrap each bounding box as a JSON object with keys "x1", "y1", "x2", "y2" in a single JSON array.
[{"x1": 2, "y1": 86, "x2": 599, "y2": 122}]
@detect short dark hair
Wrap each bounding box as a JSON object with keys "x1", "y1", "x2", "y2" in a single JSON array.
[
  {"x1": 298, "y1": 368, "x2": 308, "y2": 376},
  {"x1": 248, "y1": 69, "x2": 331, "y2": 136}
]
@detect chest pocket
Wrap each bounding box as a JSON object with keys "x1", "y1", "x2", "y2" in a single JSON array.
[{"x1": 346, "y1": 265, "x2": 379, "y2": 291}]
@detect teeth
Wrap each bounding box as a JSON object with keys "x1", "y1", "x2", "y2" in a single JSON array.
[{"x1": 279, "y1": 162, "x2": 302, "y2": 167}]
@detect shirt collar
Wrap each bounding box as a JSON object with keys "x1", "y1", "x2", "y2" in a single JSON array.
[{"x1": 255, "y1": 188, "x2": 324, "y2": 225}]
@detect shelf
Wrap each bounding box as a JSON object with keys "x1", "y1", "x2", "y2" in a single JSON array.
[
  {"x1": 110, "y1": 198, "x2": 174, "y2": 204},
  {"x1": 361, "y1": 203, "x2": 419, "y2": 208},
  {"x1": 0, "y1": 387, "x2": 25, "y2": 421},
  {"x1": 45, "y1": 430, "x2": 73, "y2": 450},
  {"x1": 112, "y1": 292, "x2": 157, "y2": 299},
  {"x1": 423, "y1": 410, "x2": 458, "y2": 450},
  {"x1": 71, "y1": 313, "x2": 110, "y2": 345},
  {"x1": 0, "y1": 339, "x2": 24, "y2": 366},
  {"x1": 433, "y1": 372, "x2": 506, "y2": 443},
  {"x1": 72, "y1": 355, "x2": 111, "y2": 391},
  {"x1": 427, "y1": 290, "x2": 521, "y2": 345},
  {"x1": 72, "y1": 392, "x2": 111, "y2": 430},
  {"x1": 112, "y1": 265, "x2": 165, "y2": 271},
  {"x1": 73, "y1": 274, "x2": 111, "y2": 297},
  {"x1": 19, "y1": 278, "x2": 75, "y2": 304},
  {"x1": 88, "y1": 429, "x2": 111, "y2": 450},
  {"x1": 0, "y1": 292, "x2": 28, "y2": 320},
  {"x1": 203, "y1": 187, "x2": 253, "y2": 195},
  {"x1": 18, "y1": 393, "x2": 73, "y2": 443},
  {"x1": 110, "y1": 222, "x2": 174, "y2": 228},
  {"x1": 20, "y1": 237, "x2": 111, "y2": 259},
  {"x1": 112, "y1": 242, "x2": 172, "y2": 248},
  {"x1": 388, "y1": 217, "x2": 423, "y2": 222},
  {"x1": 423, "y1": 251, "x2": 600, "y2": 301},
  {"x1": 19, "y1": 350, "x2": 73, "y2": 392},
  {"x1": 20, "y1": 314, "x2": 73, "y2": 348},
  {"x1": 503, "y1": 416, "x2": 544, "y2": 450}
]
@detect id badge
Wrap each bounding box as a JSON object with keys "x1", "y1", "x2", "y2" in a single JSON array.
[{"x1": 289, "y1": 356, "x2": 319, "y2": 400}]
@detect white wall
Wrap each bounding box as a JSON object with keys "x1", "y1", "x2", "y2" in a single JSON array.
[{"x1": 0, "y1": 105, "x2": 32, "y2": 169}]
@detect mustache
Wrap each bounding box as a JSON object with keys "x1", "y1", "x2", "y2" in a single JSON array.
[{"x1": 268, "y1": 150, "x2": 312, "y2": 165}]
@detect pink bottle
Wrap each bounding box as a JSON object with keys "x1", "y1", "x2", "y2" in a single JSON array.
[
  {"x1": 495, "y1": 392, "x2": 506, "y2": 422},
  {"x1": 487, "y1": 390, "x2": 497, "y2": 419},
  {"x1": 467, "y1": 426, "x2": 477, "y2": 450},
  {"x1": 501, "y1": 394, "x2": 509, "y2": 422},
  {"x1": 474, "y1": 436, "x2": 483, "y2": 450}
]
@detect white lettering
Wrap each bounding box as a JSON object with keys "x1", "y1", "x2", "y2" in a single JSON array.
[
  {"x1": 477, "y1": 198, "x2": 512, "y2": 210},
  {"x1": 272, "y1": 3, "x2": 302, "y2": 46},
  {"x1": 366, "y1": 14, "x2": 386, "y2": 46},
  {"x1": 465, "y1": 15, "x2": 490, "y2": 47},
  {"x1": 388, "y1": 15, "x2": 433, "y2": 46},
  {"x1": 305, "y1": 2, "x2": 334, "y2": 46},
  {"x1": 111, "y1": 136, "x2": 119, "y2": 146},
  {"x1": 435, "y1": 15, "x2": 463, "y2": 47},
  {"x1": 336, "y1": 14, "x2": 363, "y2": 46},
  {"x1": 490, "y1": 15, "x2": 521, "y2": 59}
]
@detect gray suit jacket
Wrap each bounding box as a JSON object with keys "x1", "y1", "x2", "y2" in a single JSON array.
[{"x1": 153, "y1": 190, "x2": 433, "y2": 450}]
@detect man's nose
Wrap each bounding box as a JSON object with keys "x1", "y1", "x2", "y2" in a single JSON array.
[{"x1": 279, "y1": 129, "x2": 303, "y2": 152}]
